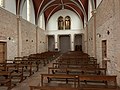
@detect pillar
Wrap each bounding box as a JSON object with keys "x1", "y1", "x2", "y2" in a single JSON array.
[
  {"x1": 36, "y1": 26, "x2": 39, "y2": 53},
  {"x1": 54, "y1": 34, "x2": 58, "y2": 50},
  {"x1": 17, "y1": 15, "x2": 22, "y2": 57},
  {"x1": 70, "y1": 34, "x2": 74, "y2": 51},
  {"x1": 92, "y1": 9, "x2": 97, "y2": 58}
]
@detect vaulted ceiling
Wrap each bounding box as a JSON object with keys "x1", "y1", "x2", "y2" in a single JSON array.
[{"x1": 16, "y1": 0, "x2": 96, "y2": 25}]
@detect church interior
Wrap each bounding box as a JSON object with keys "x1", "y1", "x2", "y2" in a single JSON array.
[{"x1": 0, "y1": 0, "x2": 120, "y2": 90}]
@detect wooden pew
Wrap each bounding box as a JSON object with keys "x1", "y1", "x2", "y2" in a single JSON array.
[
  {"x1": 13, "y1": 60, "x2": 35, "y2": 77},
  {"x1": 48, "y1": 67, "x2": 106, "y2": 75},
  {"x1": 28, "y1": 58, "x2": 41, "y2": 72},
  {"x1": 0, "y1": 71, "x2": 13, "y2": 90},
  {"x1": 29, "y1": 51, "x2": 60, "y2": 66},
  {"x1": 0, "y1": 63, "x2": 7, "y2": 71},
  {"x1": 78, "y1": 75, "x2": 117, "y2": 88},
  {"x1": 0, "y1": 62, "x2": 24, "y2": 83},
  {"x1": 29, "y1": 86, "x2": 120, "y2": 90},
  {"x1": 41, "y1": 74, "x2": 117, "y2": 89},
  {"x1": 53, "y1": 63, "x2": 99, "y2": 68},
  {"x1": 56, "y1": 58, "x2": 97, "y2": 65},
  {"x1": 6, "y1": 63, "x2": 24, "y2": 83},
  {"x1": 41, "y1": 74, "x2": 78, "y2": 87},
  {"x1": 29, "y1": 86, "x2": 79, "y2": 90}
]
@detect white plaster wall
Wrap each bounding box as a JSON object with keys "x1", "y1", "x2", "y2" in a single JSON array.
[
  {"x1": 21, "y1": 1, "x2": 27, "y2": 20},
  {"x1": 20, "y1": 0, "x2": 35, "y2": 24},
  {"x1": 88, "y1": 0, "x2": 92, "y2": 21},
  {"x1": 46, "y1": 9, "x2": 83, "y2": 31},
  {"x1": 46, "y1": 9, "x2": 84, "y2": 51},
  {"x1": 5, "y1": 0, "x2": 16, "y2": 14},
  {"x1": 29, "y1": 0, "x2": 35, "y2": 24},
  {"x1": 38, "y1": 13, "x2": 45, "y2": 30}
]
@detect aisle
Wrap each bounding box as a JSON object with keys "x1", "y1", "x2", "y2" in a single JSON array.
[{"x1": 11, "y1": 60, "x2": 55, "y2": 90}]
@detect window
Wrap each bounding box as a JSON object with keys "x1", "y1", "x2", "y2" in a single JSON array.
[
  {"x1": 65, "y1": 16, "x2": 71, "y2": 29},
  {"x1": 0, "y1": 0, "x2": 5, "y2": 8},
  {"x1": 58, "y1": 16, "x2": 71, "y2": 30},
  {"x1": 27, "y1": 0, "x2": 30, "y2": 21},
  {"x1": 58, "y1": 16, "x2": 64, "y2": 30}
]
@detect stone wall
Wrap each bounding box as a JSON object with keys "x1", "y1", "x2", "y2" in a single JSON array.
[
  {"x1": 37, "y1": 27, "x2": 47, "y2": 53},
  {"x1": 21, "y1": 19, "x2": 36, "y2": 56},
  {"x1": 0, "y1": 7, "x2": 17, "y2": 59},
  {"x1": 87, "y1": 17, "x2": 94, "y2": 57},
  {"x1": 96, "y1": 0, "x2": 115, "y2": 67},
  {"x1": 87, "y1": 0, "x2": 120, "y2": 85},
  {"x1": 112, "y1": 0, "x2": 120, "y2": 85},
  {"x1": 0, "y1": 7, "x2": 47, "y2": 59}
]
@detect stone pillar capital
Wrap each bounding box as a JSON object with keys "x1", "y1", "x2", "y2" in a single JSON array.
[{"x1": 91, "y1": 9, "x2": 97, "y2": 16}]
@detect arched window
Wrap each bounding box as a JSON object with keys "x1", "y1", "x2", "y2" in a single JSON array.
[
  {"x1": 0, "y1": 0, "x2": 5, "y2": 8},
  {"x1": 58, "y1": 16, "x2": 64, "y2": 30},
  {"x1": 65, "y1": 16, "x2": 71, "y2": 29}
]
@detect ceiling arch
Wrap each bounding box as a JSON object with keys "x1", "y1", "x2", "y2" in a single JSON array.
[{"x1": 16, "y1": 0, "x2": 96, "y2": 26}]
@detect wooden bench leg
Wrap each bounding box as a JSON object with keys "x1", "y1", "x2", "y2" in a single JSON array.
[
  {"x1": 47, "y1": 77, "x2": 51, "y2": 83},
  {"x1": 7, "y1": 80, "x2": 11, "y2": 90},
  {"x1": 41, "y1": 75, "x2": 43, "y2": 86},
  {"x1": 66, "y1": 78, "x2": 68, "y2": 84}
]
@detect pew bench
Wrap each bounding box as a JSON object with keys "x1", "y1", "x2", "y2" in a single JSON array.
[
  {"x1": 13, "y1": 60, "x2": 35, "y2": 77},
  {"x1": 78, "y1": 75, "x2": 117, "y2": 88},
  {"x1": 29, "y1": 86, "x2": 79, "y2": 90},
  {"x1": 6, "y1": 63, "x2": 24, "y2": 83},
  {"x1": 53, "y1": 62, "x2": 99, "y2": 68},
  {"x1": 48, "y1": 67, "x2": 106, "y2": 75},
  {"x1": 0, "y1": 71, "x2": 13, "y2": 90},
  {"x1": 29, "y1": 86, "x2": 120, "y2": 90},
  {"x1": 41, "y1": 74, "x2": 78, "y2": 87}
]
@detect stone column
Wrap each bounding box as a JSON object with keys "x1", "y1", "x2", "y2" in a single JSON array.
[
  {"x1": 70, "y1": 34, "x2": 74, "y2": 51},
  {"x1": 86, "y1": 23, "x2": 88, "y2": 53},
  {"x1": 36, "y1": 26, "x2": 39, "y2": 53},
  {"x1": 17, "y1": 15, "x2": 22, "y2": 57},
  {"x1": 54, "y1": 34, "x2": 58, "y2": 50},
  {"x1": 92, "y1": 9, "x2": 97, "y2": 58}
]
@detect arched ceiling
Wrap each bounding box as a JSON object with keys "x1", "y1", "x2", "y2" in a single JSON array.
[{"x1": 16, "y1": 0, "x2": 96, "y2": 25}]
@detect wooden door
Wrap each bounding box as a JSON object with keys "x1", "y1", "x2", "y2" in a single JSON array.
[
  {"x1": 59, "y1": 35, "x2": 70, "y2": 53},
  {"x1": 0, "y1": 42, "x2": 6, "y2": 63},
  {"x1": 102, "y1": 40, "x2": 107, "y2": 68},
  {"x1": 74, "y1": 34, "x2": 82, "y2": 51},
  {"x1": 48, "y1": 35, "x2": 55, "y2": 51}
]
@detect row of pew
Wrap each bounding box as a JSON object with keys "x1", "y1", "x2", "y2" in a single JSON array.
[
  {"x1": 30, "y1": 51, "x2": 119, "y2": 90},
  {"x1": 0, "y1": 51, "x2": 60, "y2": 90}
]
